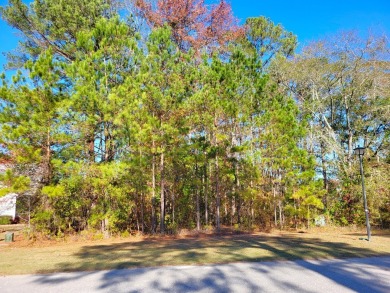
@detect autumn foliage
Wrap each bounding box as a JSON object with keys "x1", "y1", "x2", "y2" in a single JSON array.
[{"x1": 134, "y1": 0, "x2": 243, "y2": 52}]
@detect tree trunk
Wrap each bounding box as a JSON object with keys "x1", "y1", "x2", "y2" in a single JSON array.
[
  {"x1": 345, "y1": 97, "x2": 353, "y2": 167},
  {"x1": 44, "y1": 127, "x2": 52, "y2": 184},
  {"x1": 250, "y1": 178, "x2": 254, "y2": 226},
  {"x1": 151, "y1": 140, "x2": 156, "y2": 233},
  {"x1": 104, "y1": 122, "x2": 110, "y2": 162},
  {"x1": 250, "y1": 199, "x2": 254, "y2": 226},
  {"x1": 196, "y1": 188, "x2": 200, "y2": 231},
  {"x1": 101, "y1": 218, "x2": 109, "y2": 238},
  {"x1": 231, "y1": 194, "x2": 235, "y2": 227},
  {"x1": 139, "y1": 149, "x2": 145, "y2": 234},
  {"x1": 273, "y1": 186, "x2": 277, "y2": 227},
  {"x1": 215, "y1": 155, "x2": 220, "y2": 231},
  {"x1": 278, "y1": 200, "x2": 283, "y2": 229},
  {"x1": 235, "y1": 162, "x2": 240, "y2": 224},
  {"x1": 171, "y1": 185, "x2": 175, "y2": 225},
  {"x1": 141, "y1": 191, "x2": 144, "y2": 233},
  {"x1": 224, "y1": 196, "x2": 228, "y2": 225},
  {"x1": 160, "y1": 152, "x2": 165, "y2": 233},
  {"x1": 87, "y1": 131, "x2": 95, "y2": 163},
  {"x1": 205, "y1": 163, "x2": 209, "y2": 226},
  {"x1": 136, "y1": 206, "x2": 140, "y2": 232},
  {"x1": 195, "y1": 161, "x2": 200, "y2": 231},
  {"x1": 294, "y1": 200, "x2": 298, "y2": 229},
  {"x1": 214, "y1": 115, "x2": 220, "y2": 231},
  {"x1": 320, "y1": 140, "x2": 328, "y2": 209}
]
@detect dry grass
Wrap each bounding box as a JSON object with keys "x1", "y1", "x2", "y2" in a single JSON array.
[{"x1": 0, "y1": 227, "x2": 389, "y2": 275}]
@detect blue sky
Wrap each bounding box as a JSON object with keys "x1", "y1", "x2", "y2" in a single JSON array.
[
  {"x1": 230, "y1": 0, "x2": 390, "y2": 45},
  {"x1": 0, "y1": 0, "x2": 389, "y2": 71}
]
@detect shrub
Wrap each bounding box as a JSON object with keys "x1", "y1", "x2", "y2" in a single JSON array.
[{"x1": 0, "y1": 216, "x2": 12, "y2": 225}]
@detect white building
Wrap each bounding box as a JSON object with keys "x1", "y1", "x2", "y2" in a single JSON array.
[
  {"x1": 0, "y1": 193, "x2": 17, "y2": 218},
  {"x1": 0, "y1": 163, "x2": 17, "y2": 219}
]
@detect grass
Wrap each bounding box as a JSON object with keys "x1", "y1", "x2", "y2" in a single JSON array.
[{"x1": 0, "y1": 228, "x2": 389, "y2": 275}]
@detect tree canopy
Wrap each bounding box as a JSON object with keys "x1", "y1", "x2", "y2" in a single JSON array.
[{"x1": 0, "y1": 0, "x2": 389, "y2": 235}]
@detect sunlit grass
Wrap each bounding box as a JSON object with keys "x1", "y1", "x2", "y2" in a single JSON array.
[{"x1": 0, "y1": 228, "x2": 389, "y2": 275}]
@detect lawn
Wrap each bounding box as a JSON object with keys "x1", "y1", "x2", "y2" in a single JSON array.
[{"x1": 1, "y1": 228, "x2": 389, "y2": 275}]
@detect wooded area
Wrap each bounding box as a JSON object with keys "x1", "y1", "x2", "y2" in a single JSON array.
[{"x1": 0, "y1": 0, "x2": 389, "y2": 236}]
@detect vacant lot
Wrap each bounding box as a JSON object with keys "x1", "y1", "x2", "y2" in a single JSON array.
[{"x1": 1, "y1": 228, "x2": 389, "y2": 275}]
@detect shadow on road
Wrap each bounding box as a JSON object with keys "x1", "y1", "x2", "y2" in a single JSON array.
[
  {"x1": 31, "y1": 233, "x2": 390, "y2": 292},
  {"x1": 298, "y1": 257, "x2": 390, "y2": 292}
]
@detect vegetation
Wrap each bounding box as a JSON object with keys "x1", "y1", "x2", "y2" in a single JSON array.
[
  {"x1": 0, "y1": 0, "x2": 388, "y2": 237},
  {"x1": 1, "y1": 229, "x2": 390, "y2": 275}
]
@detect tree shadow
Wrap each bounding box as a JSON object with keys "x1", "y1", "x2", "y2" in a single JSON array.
[
  {"x1": 30, "y1": 233, "x2": 390, "y2": 292},
  {"x1": 298, "y1": 257, "x2": 390, "y2": 293}
]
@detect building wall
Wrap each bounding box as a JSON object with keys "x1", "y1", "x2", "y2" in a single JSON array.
[{"x1": 0, "y1": 193, "x2": 17, "y2": 218}]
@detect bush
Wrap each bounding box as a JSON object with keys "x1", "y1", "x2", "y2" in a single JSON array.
[{"x1": 0, "y1": 216, "x2": 12, "y2": 225}]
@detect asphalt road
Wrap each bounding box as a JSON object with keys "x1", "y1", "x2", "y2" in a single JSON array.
[{"x1": 1, "y1": 256, "x2": 389, "y2": 292}]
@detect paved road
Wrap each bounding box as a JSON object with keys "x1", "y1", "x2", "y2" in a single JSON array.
[{"x1": 1, "y1": 257, "x2": 390, "y2": 292}]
